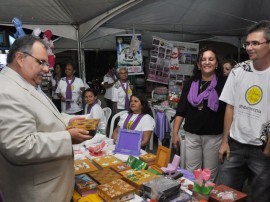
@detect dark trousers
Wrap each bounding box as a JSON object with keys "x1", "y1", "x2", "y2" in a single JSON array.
[{"x1": 217, "y1": 137, "x2": 270, "y2": 202}]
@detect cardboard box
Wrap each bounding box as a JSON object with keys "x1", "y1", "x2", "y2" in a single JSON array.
[{"x1": 209, "y1": 185, "x2": 248, "y2": 202}]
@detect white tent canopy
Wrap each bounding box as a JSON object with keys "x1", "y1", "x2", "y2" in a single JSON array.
[{"x1": 1, "y1": 0, "x2": 270, "y2": 80}]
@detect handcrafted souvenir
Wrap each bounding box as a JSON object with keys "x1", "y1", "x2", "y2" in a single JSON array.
[
  {"x1": 114, "y1": 128, "x2": 143, "y2": 156},
  {"x1": 176, "y1": 177, "x2": 194, "y2": 196},
  {"x1": 88, "y1": 168, "x2": 122, "y2": 185},
  {"x1": 209, "y1": 185, "x2": 247, "y2": 202},
  {"x1": 142, "y1": 176, "x2": 180, "y2": 201},
  {"x1": 66, "y1": 119, "x2": 100, "y2": 136},
  {"x1": 74, "y1": 159, "x2": 98, "y2": 175},
  {"x1": 161, "y1": 154, "x2": 181, "y2": 176},
  {"x1": 121, "y1": 169, "x2": 159, "y2": 189},
  {"x1": 88, "y1": 141, "x2": 106, "y2": 157},
  {"x1": 126, "y1": 155, "x2": 148, "y2": 170},
  {"x1": 92, "y1": 155, "x2": 122, "y2": 168},
  {"x1": 110, "y1": 162, "x2": 131, "y2": 173},
  {"x1": 97, "y1": 179, "x2": 136, "y2": 202},
  {"x1": 139, "y1": 153, "x2": 156, "y2": 166},
  {"x1": 75, "y1": 174, "x2": 98, "y2": 196},
  {"x1": 151, "y1": 145, "x2": 171, "y2": 173},
  {"x1": 12, "y1": 17, "x2": 26, "y2": 38}
]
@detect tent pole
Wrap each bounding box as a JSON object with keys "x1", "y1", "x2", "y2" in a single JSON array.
[
  {"x1": 238, "y1": 37, "x2": 241, "y2": 62},
  {"x1": 76, "y1": 26, "x2": 86, "y2": 83}
]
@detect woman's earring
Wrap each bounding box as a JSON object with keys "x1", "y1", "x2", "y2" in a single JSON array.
[{"x1": 198, "y1": 67, "x2": 201, "y2": 70}]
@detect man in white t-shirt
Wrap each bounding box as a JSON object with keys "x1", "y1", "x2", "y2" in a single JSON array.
[
  {"x1": 218, "y1": 20, "x2": 270, "y2": 202},
  {"x1": 103, "y1": 65, "x2": 117, "y2": 109}
]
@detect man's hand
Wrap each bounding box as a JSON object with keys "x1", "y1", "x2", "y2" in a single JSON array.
[
  {"x1": 218, "y1": 141, "x2": 230, "y2": 163},
  {"x1": 68, "y1": 128, "x2": 92, "y2": 144}
]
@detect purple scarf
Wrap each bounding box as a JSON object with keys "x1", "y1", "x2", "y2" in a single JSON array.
[
  {"x1": 120, "y1": 81, "x2": 130, "y2": 110},
  {"x1": 65, "y1": 76, "x2": 75, "y2": 110},
  {"x1": 87, "y1": 101, "x2": 97, "y2": 114},
  {"x1": 123, "y1": 113, "x2": 144, "y2": 130},
  {"x1": 187, "y1": 74, "x2": 219, "y2": 112}
]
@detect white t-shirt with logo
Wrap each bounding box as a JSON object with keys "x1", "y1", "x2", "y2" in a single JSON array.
[
  {"x1": 111, "y1": 81, "x2": 132, "y2": 110},
  {"x1": 118, "y1": 113, "x2": 155, "y2": 131},
  {"x1": 220, "y1": 60, "x2": 270, "y2": 145}
]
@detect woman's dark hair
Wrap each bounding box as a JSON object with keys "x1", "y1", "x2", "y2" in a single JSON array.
[
  {"x1": 82, "y1": 88, "x2": 98, "y2": 98},
  {"x1": 192, "y1": 46, "x2": 222, "y2": 81},
  {"x1": 53, "y1": 63, "x2": 62, "y2": 77},
  {"x1": 64, "y1": 61, "x2": 76, "y2": 71},
  {"x1": 222, "y1": 59, "x2": 237, "y2": 68},
  {"x1": 129, "y1": 93, "x2": 153, "y2": 117}
]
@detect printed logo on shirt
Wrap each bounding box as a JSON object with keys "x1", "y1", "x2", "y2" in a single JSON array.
[
  {"x1": 71, "y1": 85, "x2": 74, "y2": 91},
  {"x1": 245, "y1": 85, "x2": 262, "y2": 105}
]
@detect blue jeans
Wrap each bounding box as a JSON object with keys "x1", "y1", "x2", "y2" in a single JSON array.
[{"x1": 218, "y1": 137, "x2": 270, "y2": 202}]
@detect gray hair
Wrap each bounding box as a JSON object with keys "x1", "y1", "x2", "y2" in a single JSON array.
[{"x1": 247, "y1": 20, "x2": 270, "y2": 41}]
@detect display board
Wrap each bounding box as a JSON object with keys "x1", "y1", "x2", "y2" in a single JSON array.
[
  {"x1": 116, "y1": 34, "x2": 143, "y2": 75},
  {"x1": 169, "y1": 41, "x2": 199, "y2": 82},
  {"x1": 147, "y1": 36, "x2": 173, "y2": 84}
]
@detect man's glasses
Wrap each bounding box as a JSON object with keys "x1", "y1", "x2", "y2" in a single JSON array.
[
  {"x1": 22, "y1": 52, "x2": 50, "y2": 67},
  {"x1": 242, "y1": 41, "x2": 270, "y2": 49}
]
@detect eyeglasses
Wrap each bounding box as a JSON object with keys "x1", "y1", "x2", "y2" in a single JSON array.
[
  {"x1": 242, "y1": 41, "x2": 270, "y2": 49},
  {"x1": 22, "y1": 52, "x2": 50, "y2": 67}
]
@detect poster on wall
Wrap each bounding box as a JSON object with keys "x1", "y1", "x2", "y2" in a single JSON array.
[
  {"x1": 169, "y1": 41, "x2": 199, "y2": 82},
  {"x1": 116, "y1": 34, "x2": 143, "y2": 75},
  {"x1": 147, "y1": 36, "x2": 173, "y2": 84}
]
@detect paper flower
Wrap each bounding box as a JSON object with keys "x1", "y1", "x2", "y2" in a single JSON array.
[{"x1": 193, "y1": 168, "x2": 215, "y2": 195}]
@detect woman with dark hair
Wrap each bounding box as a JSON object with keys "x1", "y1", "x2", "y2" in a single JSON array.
[
  {"x1": 83, "y1": 88, "x2": 106, "y2": 130},
  {"x1": 112, "y1": 93, "x2": 155, "y2": 148},
  {"x1": 56, "y1": 61, "x2": 85, "y2": 114},
  {"x1": 222, "y1": 59, "x2": 237, "y2": 77},
  {"x1": 172, "y1": 47, "x2": 226, "y2": 181},
  {"x1": 51, "y1": 63, "x2": 62, "y2": 111}
]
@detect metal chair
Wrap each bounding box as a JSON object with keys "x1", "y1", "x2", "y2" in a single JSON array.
[{"x1": 109, "y1": 110, "x2": 128, "y2": 139}]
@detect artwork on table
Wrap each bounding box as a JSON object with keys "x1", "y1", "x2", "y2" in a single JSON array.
[
  {"x1": 75, "y1": 174, "x2": 98, "y2": 196},
  {"x1": 92, "y1": 155, "x2": 122, "y2": 168},
  {"x1": 139, "y1": 153, "x2": 156, "y2": 166},
  {"x1": 88, "y1": 168, "x2": 123, "y2": 185},
  {"x1": 114, "y1": 129, "x2": 143, "y2": 156},
  {"x1": 110, "y1": 162, "x2": 131, "y2": 173},
  {"x1": 74, "y1": 159, "x2": 98, "y2": 175}
]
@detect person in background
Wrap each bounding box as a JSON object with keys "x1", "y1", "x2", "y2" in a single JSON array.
[
  {"x1": 172, "y1": 47, "x2": 226, "y2": 182},
  {"x1": 0, "y1": 35, "x2": 91, "y2": 202},
  {"x1": 83, "y1": 88, "x2": 106, "y2": 131},
  {"x1": 103, "y1": 64, "x2": 118, "y2": 110},
  {"x1": 112, "y1": 93, "x2": 155, "y2": 148},
  {"x1": 222, "y1": 59, "x2": 237, "y2": 77},
  {"x1": 56, "y1": 61, "x2": 85, "y2": 115},
  {"x1": 111, "y1": 67, "x2": 133, "y2": 114},
  {"x1": 51, "y1": 63, "x2": 62, "y2": 111},
  {"x1": 218, "y1": 20, "x2": 270, "y2": 202}
]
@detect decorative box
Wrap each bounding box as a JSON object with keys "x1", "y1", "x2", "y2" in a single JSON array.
[
  {"x1": 74, "y1": 159, "x2": 98, "y2": 175},
  {"x1": 88, "y1": 168, "x2": 122, "y2": 184},
  {"x1": 75, "y1": 174, "x2": 98, "y2": 196},
  {"x1": 114, "y1": 128, "x2": 143, "y2": 156},
  {"x1": 151, "y1": 145, "x2": 171, "y2": 173},
  {"x1": 209, "y1": 185, "x2": 248, "y2": 202},
  {"x1": 142, "y1": 177, "x2": 180, "y2": 201},
  {"x1": 97, "y1": 179, "x2": 136, "y2": 202},
  {"x1": 110, "y1": 162, "x2": 131, "y2": 173},
  {"x1": 121, "y1": 169, "x2": 159, "y2": 189},
  {"x1": 176, "y1": 177, "x2": 194, "y2": 196},
  {"x1": 67, "y1": 119, "x2": 100, "y2": 136},
  {"x1": 126, "y1": 155, "x2": 148, "y2": 170},
  {"x1": 92, "y1": 155, "x2": 122, "y2": 168},
  {"x1": 139, "y1": 153, "x2": 156, "y2": 166},
  {"x1": 72, "y1": 190, "x2": 103, "y2": 202}
]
